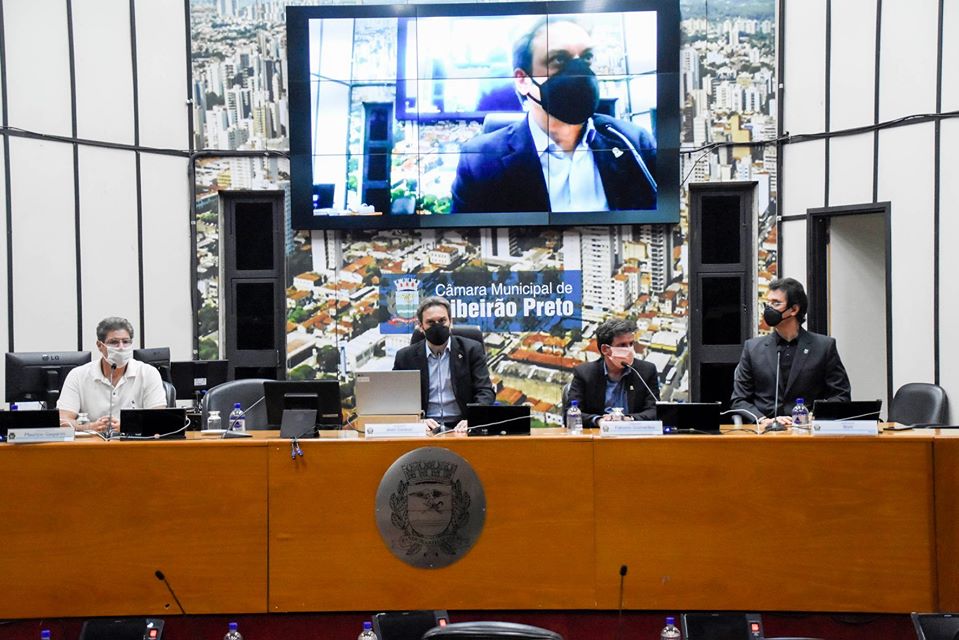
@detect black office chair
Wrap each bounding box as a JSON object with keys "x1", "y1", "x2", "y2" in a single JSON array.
[
  {"x1": 162, "y1": 381, "x2": 177, "y2": 408},
  {"x1": 201, "y1": 379, "x2": 270, "y2": 429},
  {"x1": 411, "y1": 324, "x2": 485, "y2": 352},
  {"x1": 889, "y1": 383, "x2": 949, "y2": 425},
  {"x1": 423, "y1": 622, "x2": 562, "y2": 640}
]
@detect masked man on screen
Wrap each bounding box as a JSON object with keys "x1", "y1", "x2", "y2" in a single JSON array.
[
  {"x1": 730, "y1": 278, "x2": 852, "y2": 430},
  {"x1": 57, "y1": 316, "x2": 166, "y2": 432},
  {"x1": 567, "y1": 318, "x2": 659, "y2": 427},
  {"x1": 450, "y1": 18, "x2": 657, "y2": 214},
  {"x1": 392, "y1": 296, "x2": 495, "y2": 434}
]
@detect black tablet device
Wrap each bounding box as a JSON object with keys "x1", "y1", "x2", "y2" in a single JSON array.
[
  {"x1": 466, "y1": 404, "x2": 531, "y2": 436},
  {"x1": 119, "y1": 409, "x2": 188, "y2": 439}
]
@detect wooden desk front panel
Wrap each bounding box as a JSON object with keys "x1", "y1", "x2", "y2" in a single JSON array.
[
  {"x1": 0, "y1": 441, "x2": 268, "y2": 618},
  {"x1": 934, "y1": 436, "x2": 959, "y2": 610},
  {"x1": 268, "y1": 437, "x2": 595, "y2": 611},
  {"x1": 593, "y1": 437, "x2": 937, "y2": 613}
]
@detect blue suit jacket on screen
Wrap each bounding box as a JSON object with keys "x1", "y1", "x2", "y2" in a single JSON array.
[{"x1": 450, "y1": 114, "x2": 657, "y2": 214}]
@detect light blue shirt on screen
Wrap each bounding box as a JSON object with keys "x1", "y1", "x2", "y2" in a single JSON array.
[{"x1": 527, "y1": 114, "x2": 609, "y2": 213}]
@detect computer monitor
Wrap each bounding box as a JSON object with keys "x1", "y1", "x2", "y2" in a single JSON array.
[
  {"x1": 170, "y1": 360, "x2": 229, "y2": 401},
  {"x1": 372, "y1": 611, "x2": 449, "y2": 640},
  {"x1": 79, "y1": 618, "x2": 164, "y2": 640},
  {"x1": 681, "y1": 613, "x2": 764, "y2": 640},
  {"x1": 133, "y1": 348, "x2": 172, "y2": 382},
  {"x1": 264, "y1": 380, "x2": 342, "y2": 429},
  {"x1": 912, "y1": 612, "x2": 959, "y2": 640},
  {"x1": 812, "y1": 399, "x2": 882, "y2": 421},
  {"x1": 5, "y1": 351, "x2": 92, "y2": 406}
]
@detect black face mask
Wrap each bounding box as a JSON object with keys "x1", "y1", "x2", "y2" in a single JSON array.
[
  {"x1": 763, "y1": 304, "x2": 787, "y2": 327},
  {"x1": 527, "y1": 57, "x2": 600, "y2": 125},
  {"x1": 424, "y1": 323, "x2": 451, "y2": 346}
]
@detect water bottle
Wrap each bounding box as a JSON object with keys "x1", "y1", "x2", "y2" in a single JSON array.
[
  {"x1": 609, "y1": 407, "x2": 625, "y2": 421},
  {"x1": 40, "y1": 630, "x2": 51, "y2": 640},
  {"x1": 229, "y1": 403, "x2": 246, "y2": 432},
  {"x1": 566, "y1": 400, "x2": 583, "y2": 433},
  {"x1": 76, "y1": 413, "x2": 91, "y2": 429},
  {"x1": 791, "y1": 397, "x2": 810, "y2": 427},
  {"x1": 660, "y1": 616, "x2": 681, "y2": 640},
  {"x1": 358, "y1": 621, "x2": 377, "y2": 640},
  {"x1": 224, "y1": 622, "x2": 242, "y2": 640},
  {"x1": 207, "y1": 410, "x2": 222, "y2": 431}
]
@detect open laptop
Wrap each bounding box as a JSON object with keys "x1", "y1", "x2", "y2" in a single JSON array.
[
  {"x1": 912, "y1": 613, "x2": 959, "y2": 640},
  {"x1": 466, "y1": 403, "x2": 531, "y2": 436},
  {"x1": 657, "y1": 402, "x2": 722, "y2": 434},
  {"x1": 682, "y1": 613, "x2": 764, "y2": 640},
  {"x1": 813, "y1": 399, "x2": 882, "y2": 421},
  {"x1": 119, "y1": 409, "x2": 188, "y2": 439},
  {"x1": 355, "y1": 370, "x2": 421, "y2": 416},
  {"x1": 0, "y1": 409, "x2": 60, "y2": 439}
]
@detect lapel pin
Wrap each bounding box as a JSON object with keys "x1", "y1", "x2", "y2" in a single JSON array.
[
  {"x1": 458, "y1": 353, "x2": 463, "y2": 359},
  {"x1": 803, "y1": 348, "x2": 809, "y2": 354},
  {"x1": 612, "y1": 147, "x2": 624, "y2": 158}
]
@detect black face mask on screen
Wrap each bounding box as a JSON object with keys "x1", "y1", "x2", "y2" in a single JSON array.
[{"x1": 527, "y1": 58, "x2": 600, "y2": 125}]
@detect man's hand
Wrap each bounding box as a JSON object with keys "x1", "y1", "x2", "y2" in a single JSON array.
[
  {"x1": 759, "y1": 416, "x2": 793, "y2": 431},
  {"x1": 89, "y1": 416, "x2": 120, "y2": 432},
  {"x1": 453, "y1": 419, "x2": 468, "y2": 433}
]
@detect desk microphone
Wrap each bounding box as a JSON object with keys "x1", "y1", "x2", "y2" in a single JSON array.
[
  {"x1": 625, "y1": 363, "x2": 659, "y2": 402},
  {"x1": 616, "y1": 564, "x2": 629, "y2": 640},
  {"x1": 154, "y1": 569, "x2": 187, "y2": 615},
  {"x1": 772, "y1": 348, "x2": 781, "y2": 421}
]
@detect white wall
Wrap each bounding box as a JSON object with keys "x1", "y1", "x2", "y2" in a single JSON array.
[
  {"x1": 781, "y1": 0, "x2": 956, "y2": 421},
  {"x1": 0, "y1": 0, "x2": 191, "y2": 403}
]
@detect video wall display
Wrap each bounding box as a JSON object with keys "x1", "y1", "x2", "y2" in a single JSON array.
[{"x1": 287, "y1": 0, "x2": 680, "y2": 230}]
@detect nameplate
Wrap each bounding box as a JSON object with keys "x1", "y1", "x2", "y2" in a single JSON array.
[
  {"x1": 364, "y1": 423, "x2": 425, "y2": 438},
  {"x1": 6, "y1": 427, "x2": 76, "y2": 443},
  {"x1": 811, "y1": 420, "x2": 879, "y2": 436},
  {"x1": 599, "y1": 420, "x2": 664, "y2": 437}
]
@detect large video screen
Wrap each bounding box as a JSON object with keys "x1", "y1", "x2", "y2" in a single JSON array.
[{"x1": 287, "y1": 0, "x2": 680, "y2": 230}]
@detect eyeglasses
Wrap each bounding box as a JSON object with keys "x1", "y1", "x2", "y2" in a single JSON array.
[{"x1": 103, "y1": 338, "x2": 133, "y2": 348}]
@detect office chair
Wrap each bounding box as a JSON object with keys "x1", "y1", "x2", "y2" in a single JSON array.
[
  {"x1": 410, "y1": 324, "x2": 485, "y2": 352},
  {"x1": 162, "y1": 381, "x2": 177, "y2": 408},
  {"x1": 201, "y1": 378, "x2": 271, "y2": 429},
  {"x1": 423, "y1": 622, "x2": 562, "y2": 640},
  {"x1": 889, "y1": 383, "x2": 949, "y2": 425},
  {"x1": 481, "y1": 111, "x2": 524, "y2": 135}
]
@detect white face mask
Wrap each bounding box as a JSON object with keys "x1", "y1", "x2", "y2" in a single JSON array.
[
  {"x1": 106, "y1": 345, "x2": 134, "y2": 368},
  {"x1": 607, "y1": 346, "x2": 635, "y2": 367}
]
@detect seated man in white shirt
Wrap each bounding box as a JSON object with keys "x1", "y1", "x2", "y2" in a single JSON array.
[{"x1": 57, "y1": 316, "x2": 167, "y2": 432}]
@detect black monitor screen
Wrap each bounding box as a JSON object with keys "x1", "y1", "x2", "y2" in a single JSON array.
[
  {"x1": 170, "y1": 360, "x2": 230, "y2": 400},
  {"x1": 287, "y1": 0, "x2": 680, "y2": 230},
  {"x1": 682, "y1": 614, "x2": 752, "y2": 640},
  {"x1": 5, "y1": 351, "x2": 92, "y2": 405},
  {"x1": 264, "y1": 380, "x2": 342, "y2": 428},
  {"x1": 133, "y1": 347, "x2": 172, "y2": 382}
]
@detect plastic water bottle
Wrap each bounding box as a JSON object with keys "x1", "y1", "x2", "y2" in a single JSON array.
[
  {"x1": 660, "y1": 616, "x2": 681, "y2": 640},
  {"x1": 566, "y1": 400, "x2": 583, "y2": 433},
  {"x1": 207, "y1": 410, "x2": 222, "y2": 431},
  {"x1": 40, "y1": 630, "x2": 51, "y2": 640},
  {"x1": 358, "y1": 621, "x2": 377, "y2": 640},
  {"x1": 224, "y1": 622, "x2": 242, "y2": 640},
  {"x1": 609, "y1": 407, "x2": 625, "y2": 421},
  {"x1": 76, "y1": 413, "x2": 91, "y2": 429},
  {"x1": 229, "y1": 403, "x2": 246, "y2": 432},
  {"x1": 792, "y1": 397, "x2": 810, "y2": 427}
]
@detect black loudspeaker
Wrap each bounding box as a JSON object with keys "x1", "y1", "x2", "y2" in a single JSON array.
[{"x1": 361, "y1": 102, "x2": 393, "y2": 215}]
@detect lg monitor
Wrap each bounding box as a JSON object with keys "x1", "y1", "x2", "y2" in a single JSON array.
[
  {"x1": 5, "y1": 351, "x2": 92, "y2": 406},
  {"x1": 133, "y1": 347, "x2": 172, "y2": 383},
  {"x1": 264, "y1": 380, "x2": 342, "y2": 429},
  {"x1": 170, "y1": 360, "x2": 230, "y2": 402}
]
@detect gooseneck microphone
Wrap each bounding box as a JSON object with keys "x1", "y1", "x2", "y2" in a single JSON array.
[
  {"x1": 598, "y1": 122, "x2": 657, "y2": 193},
  {"x1": 625, "y1": 363, "x2": 658, "y2": 402},
  {"x1": 616, "y1": 564, "x2": 629, "y2": 640},
  {"x1": 105, "y1": 362, "x2": 117, "y2": 440},
  {"x1": 154, "y1": 570, "x2": 187, "y2": 615},
  {"x1": 773, "y1": 348, "x2": 782, "y2": 422}
]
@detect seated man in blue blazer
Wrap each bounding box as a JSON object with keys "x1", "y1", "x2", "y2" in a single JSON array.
[
  {"x1": 393, "y1": 296, "x2": 495, "y2": 433},
  {"x1": 450, "y1": 18, "x2": 656, "y2": 214},
  {"x1": 731, "y1": 277, "x2": 852, "y2": 429},
  {"x1": 568, "y1": 318, "x2": 660, "y2": 427}
]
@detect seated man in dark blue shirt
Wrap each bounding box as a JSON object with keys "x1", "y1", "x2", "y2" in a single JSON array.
[{"x1": 568, "y1": 318, "x2": 659, "y2": 427}]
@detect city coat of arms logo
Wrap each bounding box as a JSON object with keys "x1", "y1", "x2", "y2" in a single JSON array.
[
  {"x1": 387, "y1": 276, "x2": 420, "y2": 322},
  {"x1": 375, "y1": 447, "x2": 486, "y2": 569}
]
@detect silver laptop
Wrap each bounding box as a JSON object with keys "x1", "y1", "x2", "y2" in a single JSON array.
[{"x1": 355, "y1": 370, "x2": 422, "y2": 416}]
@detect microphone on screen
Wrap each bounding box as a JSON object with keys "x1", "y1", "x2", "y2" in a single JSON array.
[{"x1": 154, "y1": 569, "x2": 187, "y2": 615}]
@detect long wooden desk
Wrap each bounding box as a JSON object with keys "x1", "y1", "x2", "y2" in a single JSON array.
[{"x1": 0, "y1": 429, "x2": 955, "y2": 618}]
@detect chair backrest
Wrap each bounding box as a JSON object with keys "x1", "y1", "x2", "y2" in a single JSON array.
[
  {"x1": 411, "y1": 325, "x2": 485, "y2": 352},
  {"x1": 481, "y1": 111, "x2": 524, "y2": 134},
  {"x1": 423, "y1": 622, "x2": 562, "y2": 640},
  {"x1": 162, "y1": 381, "x2": 177, "y2": 408},
  {"x1": 201, "y1": 378, "x2": 271, "y2": 429},
  {"x1": 889, "y1": 382, "x2": 949, "y2": 425}
]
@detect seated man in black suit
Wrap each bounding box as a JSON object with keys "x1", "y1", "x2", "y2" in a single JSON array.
[
  {"x1": 450, "y1": 17, "x2": 656, "y2": 214},
  {"x1": 731, "y1": 277, "x2": 852, "y2": 429},
  {"x1": 392, "y1": 296, "x2": 495, "y2": 433},
  {"x1": 568, "y1": 318, "x2": 659, "y2": 427}
]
